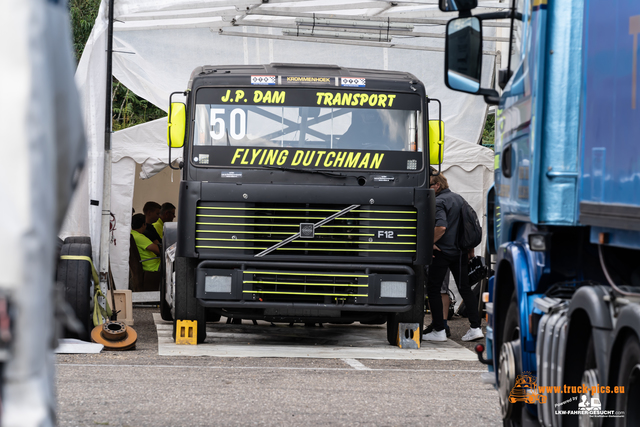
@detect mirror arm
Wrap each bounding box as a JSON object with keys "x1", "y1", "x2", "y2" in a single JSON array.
[
  {"x1": 473, "y1": 11, "x2": 521, "y2": 21},
  {"x1": 478, "y1": 88, "x2": 500, "y2": 105},
  {"x1": 473, "y1": 11, "x2": 511, "y2": 20},
  {"x1": 483, "y1": 94, "x2": 500, "y2": 105}
]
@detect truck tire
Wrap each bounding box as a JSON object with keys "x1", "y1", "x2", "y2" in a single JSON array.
[
  {"x1": 386, "y1": 270, "x2": 425, "y2": 346},
  {"x1": 160, "y1": 223, "x2": 178, "y2": 321},
  {"x1": 499, "y1": 295, "x2": 523, "y2": 427},
  {"x1": 63, "y1": 236, "x2": 92, "y2": 246},
  {"x1": 615, "y1": 335, "x2": 640, "y2": 427},
  {"x1": 386, "y1": 314, "x2": 399, "y2": 346},
  {"x1": 57, "y1": 242, "x2": 93, "y2": 340},
  {"x1": 173, "y1": 256, "x2": 206, "y2": 343}
]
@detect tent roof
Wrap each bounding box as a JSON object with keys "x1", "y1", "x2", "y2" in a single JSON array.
[{"x1": 64, "y1": 0, "x2": 502, "y2": 269}]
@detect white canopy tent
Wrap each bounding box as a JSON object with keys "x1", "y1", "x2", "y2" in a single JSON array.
[{"x1": 62, "y1": 0, "x2": 500, "y2": 290}]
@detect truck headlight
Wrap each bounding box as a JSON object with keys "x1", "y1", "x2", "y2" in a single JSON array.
[
  {"x1": 205, "y1": 275, "x2": 232, "y2": 293},
  {"x1": 380, "y1": 280, "x2": 407, "y2": 298}
]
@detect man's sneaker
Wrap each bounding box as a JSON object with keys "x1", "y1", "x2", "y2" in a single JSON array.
[
  {"x1": 424, "y1": 323, "x2": 451, "y2": 338},
  {"x1": 423, "y1": 329, "x2": 447, "y2": 342},
  {"x1": 461, "y1": 327, "x2": 484, "y2": 342}
]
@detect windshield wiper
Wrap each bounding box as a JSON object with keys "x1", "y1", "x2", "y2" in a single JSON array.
[{"x1": 260, "y1": 164, "x2": 354, "y2": 179}]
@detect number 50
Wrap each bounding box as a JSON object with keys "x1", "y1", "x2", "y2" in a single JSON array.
[{"x1": 210, "y1": 108, "x2": 246, "y2": 140}]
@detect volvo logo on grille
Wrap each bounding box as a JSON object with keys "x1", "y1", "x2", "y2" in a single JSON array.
[{"x1": 300, "y1": 223, "x2": 315, "y2": 239}]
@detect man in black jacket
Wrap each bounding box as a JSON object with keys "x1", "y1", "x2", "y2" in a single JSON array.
[{"x1": 423, "y1": 171, "x2": 483, "y2": 342}]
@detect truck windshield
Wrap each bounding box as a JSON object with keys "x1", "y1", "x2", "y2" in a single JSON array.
[{"x1": 193, "y1": 88, "x2": 422, "y2": 153}]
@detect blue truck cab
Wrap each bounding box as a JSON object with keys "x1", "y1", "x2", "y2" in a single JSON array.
[{"x1": 440, "y1": 0, "x2": 640, "y2": 425}]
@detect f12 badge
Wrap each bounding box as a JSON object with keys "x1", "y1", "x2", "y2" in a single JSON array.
[{"x1": 377, "y1": 231, "x2": 395, "y2": 239}]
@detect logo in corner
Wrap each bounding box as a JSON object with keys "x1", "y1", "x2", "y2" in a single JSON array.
[{"x1": 509, "y1": 373, "x2": 547, "y2": 404}]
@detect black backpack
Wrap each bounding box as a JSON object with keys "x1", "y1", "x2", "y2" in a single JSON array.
[{"x1": 456, "y1": 195, "x2": 482, "y2": 251}]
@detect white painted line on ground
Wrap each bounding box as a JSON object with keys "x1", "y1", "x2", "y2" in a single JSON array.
[
  {"x1": 56, "y1": 363, "x2": 486, "y2": 373},
  {"x1": 153, "y1": 313, "x2": 478, "y2": 361},
  {"x1": 342, "y1": 358, "x2": 371, "y2": 370}
]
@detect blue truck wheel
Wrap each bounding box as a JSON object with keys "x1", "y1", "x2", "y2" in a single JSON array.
[
  {"x1": 615, "y1": 335, "x2": 640, "y2": 426},
  {"x1": 499, "y1": 295, "x2": 523, "y2": 426}
]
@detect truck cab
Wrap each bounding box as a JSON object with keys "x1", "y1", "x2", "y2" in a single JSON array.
[{"x1": 164, "y1": 64, "x2": 445, "y2": 346}]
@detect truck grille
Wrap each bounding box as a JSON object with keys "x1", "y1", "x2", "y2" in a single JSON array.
[
  {"x1": 242, "y1": 269, "x2": 369, "y2": 304},
  {"x1": 195, "y1": 202, "x2": 417, "y2": 259}
]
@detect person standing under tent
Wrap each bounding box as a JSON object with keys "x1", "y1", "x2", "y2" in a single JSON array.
[
  {"x1": 131, "y1": 214, "x2": 160, "y2": 273},
  {"x1": 142, "y1": 201, "x2": 161, "y2": 243},
  {"x1": 423, "y1": 171, "x2": 483, "y2": 342},
  {"x1": 151, "y1": 202, "x2": 176, "y2": 241}
]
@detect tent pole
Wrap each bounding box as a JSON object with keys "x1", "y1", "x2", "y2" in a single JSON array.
[{"x1": 99, "y1": 0, "x2": 115, "y2": 315}]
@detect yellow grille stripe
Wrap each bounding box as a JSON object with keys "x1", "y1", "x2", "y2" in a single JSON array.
[
  {"x1": 196, "y1": 246, "x2": 415, "y2": 252},
  {"x1": 243, "y1": 290, "x2": 367, "y2": 297},
  {"x1": 198, "y1": 207, "x2": 416, "y2": 214},
  {"x1": 196, "y1": 222, "x2": 417, "y2": 229},
  {"x1": 244, "y1": 271, "x2": 368, "y2": 277},
  {"x1": 195, "y1": 230, "x2": 375, "y2": 236},
  {"x1": 243, "y1": 271, "x2": 369, "y2": 277},
  {"x1": 195, "y1": 238, "x2": 415, "y2": 245},
  {"x1": 196, "y1": 214, "x2": 416, "y2": 222},
  {"x1": 244, "y1": 281, "x2": 367, "y2": 287}
]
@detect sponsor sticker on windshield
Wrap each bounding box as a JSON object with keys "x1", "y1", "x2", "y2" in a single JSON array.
[
  {"x1": 341, "y1": 77, "x2": 366, "y2": 87},
  {"x1": 251, "y1": 76, "x2": 276, "y2": 85},
  {"x1": 284, "y1": 76, "x2": 335, "y2": 85}
]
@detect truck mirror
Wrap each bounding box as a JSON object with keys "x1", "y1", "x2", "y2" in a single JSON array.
[
  {"x1": 445, "y1": 17, "x2": 483, "y2": 94},
  {"x1": 167, "y1": 102, "x2": 186, "y2": 148},
  {"x1": 428, "y1": 120, "x2": 445, "y2": 165},
  {"x1": 439, "y1": 0, "x2": 477, "y2": 12}
]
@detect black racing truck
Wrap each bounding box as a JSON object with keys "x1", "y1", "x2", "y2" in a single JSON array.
[{"x1": 162, "y1": 63, "x2": 444, "y2": 344}]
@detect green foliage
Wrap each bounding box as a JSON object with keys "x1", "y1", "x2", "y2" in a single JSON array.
[
  {"x1": 482, "y1": 113, "x2": 495, "y2": 148},
  {"x1": 70, "y1": 0, "x2": 165, "y2": 130},
  {"x1": 112, "y1": 82, "x2": 166, "y2": 131},
  {"x1": 70, "y1": 0, "x2": 101, "y2": 63}
]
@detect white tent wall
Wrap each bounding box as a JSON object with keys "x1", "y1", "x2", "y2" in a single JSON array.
[
  {"x1": 110, "y1": 158, "x2": 136, "y2": 291},
  {"x1": 59, "y1": 0, "x2": 108, "y2": 263},
  {"x1": 108, "y1": 118, "x2": 182, "y2": 290},
  {"x1": 63, "y1": 0, "x2": 501, "y2": 281},
  {"x1": 132, "y1": 164, "x2": 181, "y2": 216},
  {"x1": 440, "y1": 138, "x2": 495, "y2": 257},
  {"x1": 110, "y1": 161, "x2": 181, "y2": 291}
]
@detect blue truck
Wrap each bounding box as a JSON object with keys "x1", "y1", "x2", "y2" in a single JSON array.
[{"x1": 440, "y1": 0, "x2": 640, "y2": 425}]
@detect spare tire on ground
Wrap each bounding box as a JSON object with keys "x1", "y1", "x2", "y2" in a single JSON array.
[{"x1": 57, "y1": 241, "x2": 93, "y2": 340}]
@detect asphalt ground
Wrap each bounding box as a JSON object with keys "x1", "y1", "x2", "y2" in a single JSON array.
[{"x1": 55, "y1": 307, "x2": 502, "y2": 426}]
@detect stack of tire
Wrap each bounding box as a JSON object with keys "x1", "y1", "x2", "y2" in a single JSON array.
[{"x1": 56, "y1": 236, "x2": 93, "y2": 340}]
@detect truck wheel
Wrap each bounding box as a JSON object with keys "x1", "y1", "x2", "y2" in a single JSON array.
[
  {"x1": 172, "y1": 257, "x2": 206, "y2": 343},
  {"x1": 57, "y1": 242, "x2": 93, "y2": 340},
  {"x1": 159, "y1": 223, "x2": 177, "y2": 321},
  {"x1": 499, "y1": 294, "x2": 523, "y2": 426},
  {"x1": 386, "y1": 314, "x2": 399, "y2": 346},
  {"x1": 386, "y1": 270, "x2": 426, "y2": 346},
  {"x1": 615, "y1": 335, "x2": 640, "y2": 427},
  {"x1": 63, "y1": 236, "x2": 92, "y2": 245}
]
